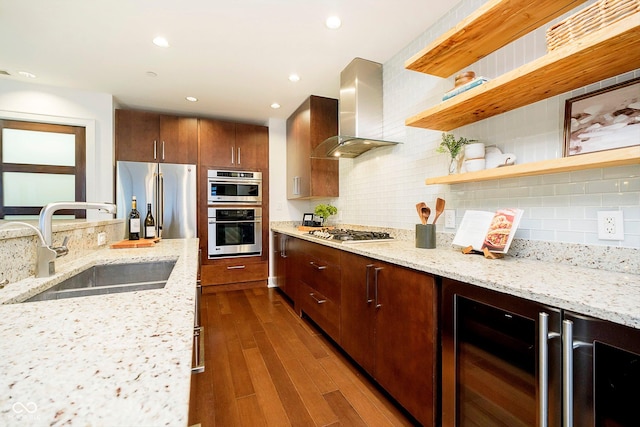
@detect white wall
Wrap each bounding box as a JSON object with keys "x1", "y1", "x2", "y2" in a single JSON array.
[
  {"x1": 0, "y1": 79, "x2": 114, "y2": 220},
  {"x1": 309, "y1": 0, "x2": 640, "y2": 249}
]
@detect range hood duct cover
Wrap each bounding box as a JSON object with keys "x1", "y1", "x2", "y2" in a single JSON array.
[{"x1": 312, "y1": 58, "x2": 401, "y2": 159}]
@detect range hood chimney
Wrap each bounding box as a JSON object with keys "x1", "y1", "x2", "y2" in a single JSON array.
[{"x1": 312, "y1": 58, "x2": 401, "y2": 159}]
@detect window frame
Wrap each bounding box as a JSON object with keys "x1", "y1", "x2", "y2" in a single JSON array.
[{"x1": 0, "y1": 120, "x2": 86, "y2": 218}]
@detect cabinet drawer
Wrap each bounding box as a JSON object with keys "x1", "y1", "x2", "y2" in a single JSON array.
[
  {"x1": 298, "y1": 281, "x2": 340, "y2": 342},
  {"x1": 201, "y1": 262, "x2": 267, "y2": 285},
  {"x1": 300, "y1": 257, "x2": 341, "y2": 303}
]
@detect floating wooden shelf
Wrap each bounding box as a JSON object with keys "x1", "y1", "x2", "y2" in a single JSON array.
[
  {"x1": 425, "y1": 146, "x2": 640, "y2": 185},
  {"x1": 406, "y1": 13, "x2": 640, "y2": 131},
  {"x1": 405, "y1": 0, "x2": 587, "y2": 78}
]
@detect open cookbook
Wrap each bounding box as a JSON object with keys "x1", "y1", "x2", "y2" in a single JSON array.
[{"x1": 452, "y1": 208, "x2": 524, "y2": 254}]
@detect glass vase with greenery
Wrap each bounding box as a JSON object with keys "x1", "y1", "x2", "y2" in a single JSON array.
[{"x1": 436, "y1": 133, "x2": 476, "y2": 174}]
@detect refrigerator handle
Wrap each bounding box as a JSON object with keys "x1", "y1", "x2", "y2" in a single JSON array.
[
  {"x1": 157, "y1": 171, "x2": 164, "y2": 238},
  {"x1": 539, "y1": 312, "x2": 560, "y2": 427}
]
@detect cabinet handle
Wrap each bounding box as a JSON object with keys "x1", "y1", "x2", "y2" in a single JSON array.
[
  {"x1": 280, "y1": 238, "x2": 287, "y2": 258},
  {"x1": 365, "y1": 264, "x2": 374, "y2": 303},
  {"x1": 237, "y1": 147, "x2": 241, "y2": 165},
  {"x1": 227, "y1": 265, "x2": 246, "y2": 270},
  {"x1": 309, "y1": 261, "x2": 327, "y2": 270},
  {"x1": 154, "y1": 140, "x2": 157, "y2": 160},
  {"x1": 374, "y1": 267, "x2": 383, "y2": 308},
  {"x1": 309, "y1": 293, "x2": 326, "y2": 304},
  {"x1": 162, "y1": 140, "x2": 165, "y2": 160},
  {"x1": 231, "y1": 146, "x2": 234, "y2": 164}
]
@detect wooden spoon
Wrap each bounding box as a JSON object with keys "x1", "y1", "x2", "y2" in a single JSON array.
[
  {"x1": 416, "y1": 202, "x2": 427, "y2": 225},
  {"x1": 422, "y1": 205, "x2": 431, "y2": 225},
  {"x1": 432, "y1": 198, "x2": 445, "y2": 224}
]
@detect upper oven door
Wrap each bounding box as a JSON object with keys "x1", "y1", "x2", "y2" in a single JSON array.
[{"x1": 207, "y1": 170, "x2": 262, "y2": 204}]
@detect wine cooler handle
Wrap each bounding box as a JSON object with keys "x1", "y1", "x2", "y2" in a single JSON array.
[
  {"x1": 365, "y1": 264, "x2": 374, "y2": 303},
  {"x1": 538, "y1": 312, "x2": 560, "y2": 427},
  {"x1": 563, "y1": 319, "x2": 574, "y2": 427}
]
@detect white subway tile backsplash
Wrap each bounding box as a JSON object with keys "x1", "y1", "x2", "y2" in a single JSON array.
[{"x1": 335, "y1": 0, "x2": 640, "y2": 249}]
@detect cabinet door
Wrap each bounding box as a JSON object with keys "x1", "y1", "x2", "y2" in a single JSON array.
[
  {"x1": 199, "y1": 118, "x2": 235, "y2": 168},
  {"x1": 286, "y1": 95, "x2": 338, "y2": 199},
  {"x1": 375, "y1": 263, "x2": 437, "y2": 427},
  {"x1": 160, "y1": 115, "x2": 198, "y2": 164},
  {"x1": 235, "y1": 123, "x2": 268, "y2": 170},
  {"x1": 115, "y1": 109, "x2": 159, "y2": 162},
  {"x1": 340, "y1": 251, "x2": 376, "y2": 373},
  {"x1": 273, "y1": 233, "x2": 290, "y2": 297}
]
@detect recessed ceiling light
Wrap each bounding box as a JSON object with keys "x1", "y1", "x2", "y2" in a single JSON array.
[
  {"x1": 18, "y1": 71, "x2": 36, "y2": 78},
  {"x1": 153, "y1": 36, "x2": 169, "y2": 47},
  {"x1": 325, "y1": 16, "x2": 342, "y2": 29},
  {"x1": 186, "y1": 96, "x2": 198, "y2": 102},
  {"x1": 271, "y1": 103, "x2": 281, "y2": 109},
  {"x1": 288, "y1": 74, "x2": 300, "y2": 82}
]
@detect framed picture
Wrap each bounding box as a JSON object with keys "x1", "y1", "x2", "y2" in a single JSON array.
[{"x1": 563, "y1": 77, "x2": 640, "y2": 157}]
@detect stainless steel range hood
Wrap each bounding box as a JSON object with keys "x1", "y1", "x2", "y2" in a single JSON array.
[{"x1": 311, "y1": 58, "x2": 401, "y2": 159}]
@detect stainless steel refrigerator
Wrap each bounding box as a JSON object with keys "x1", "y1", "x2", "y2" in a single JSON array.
[{"x1": 116, "y1": 161, "x2": 197, "y2": 239}]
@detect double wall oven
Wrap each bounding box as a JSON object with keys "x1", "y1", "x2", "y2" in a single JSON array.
[{"x1": 206, "y1": 170, "x2": 262, "y2": 259}]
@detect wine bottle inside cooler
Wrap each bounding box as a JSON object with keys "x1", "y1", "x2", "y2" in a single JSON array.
[
  {"x1": 144, "y1": 203, "x2": 156, "y2": 239},
  {"x1": 128, "y1": 196, "x2": 141, "y2": 240}
]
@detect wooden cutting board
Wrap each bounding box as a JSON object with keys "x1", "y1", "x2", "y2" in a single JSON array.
[
  {"x1": 110, "y1": 238, "x2": 161, "y2": 249},
  {"x1": 297, "y1": 226, "x2": 335, "y2": 231}
]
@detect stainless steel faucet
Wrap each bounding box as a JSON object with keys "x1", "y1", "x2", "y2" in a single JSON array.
[{"x1": 37, "y1": 202, "x2": 117, "y2": 277}]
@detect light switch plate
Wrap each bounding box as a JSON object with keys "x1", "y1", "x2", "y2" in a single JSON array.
[
  {"x1": 444, "y1": 210, "x2": 456, "y2": 228},
  {"x1": 97, "y1": 232, "x2": 107, "y2": 246}
]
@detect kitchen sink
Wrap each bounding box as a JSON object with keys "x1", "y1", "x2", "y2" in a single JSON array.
[{"x1": 24, "y1": 260, "x2": 176, "y2": 302}]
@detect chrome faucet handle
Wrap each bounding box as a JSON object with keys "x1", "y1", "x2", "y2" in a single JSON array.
[{"x1": 53, "y1": 236, "x2": 70, "y2": 258}]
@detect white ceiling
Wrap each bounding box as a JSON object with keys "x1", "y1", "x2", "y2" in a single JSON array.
[{"x1": 0, "y1": 0, "x2": 457, "y2": 125}]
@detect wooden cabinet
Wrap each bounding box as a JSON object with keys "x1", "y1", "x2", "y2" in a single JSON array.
[
  {"x1": 289, "y1": 238, "x2": 341, "y2": 342},
  {"x1": 199, "y1": 118, "x2": 268, "y2": 170},
  {"x1": 273, "y1": 232, "x2": 293, "y2": 300},
  {"x1": 405, "y1": 0, "x2": 640, "y2": 184},
  {"x1": 200, "y1": 260, "x2": 267, "y2": 286},
  {"x1": 286, "y1": 95, "x2": 339, "y2": 199},
  {"x1": 340, "y1": 251, "x2": 438, "y2": 426},
  {"x1": 115, "y1": 109, "x2": 197, "y2": 164}
]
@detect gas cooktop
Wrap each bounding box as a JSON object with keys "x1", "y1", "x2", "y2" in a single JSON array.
[{"x1": 307, "y1": 228, "x2": 393, "y2": 244}]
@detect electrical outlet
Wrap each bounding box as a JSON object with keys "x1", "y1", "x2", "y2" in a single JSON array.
[
  {"x1": 97, "y1": 232, "x2": 107, "y2": 246},
  {"x1": 444, "y1": 209, "x2": 456, "y2": 228},
  {"x1": 597, "y1": 211, "x2": 624, "y2": 240}
]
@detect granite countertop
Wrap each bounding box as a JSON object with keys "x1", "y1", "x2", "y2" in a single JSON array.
[
  {"x1": 272, "y1": 226, "x2": 640, "y2": 330},
  {"x1": 0, "y1": 238, "x2": 199, "y2": 427}
]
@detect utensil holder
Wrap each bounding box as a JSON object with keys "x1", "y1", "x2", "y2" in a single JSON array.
[{"x1": 416, "y1": 224, "x2": 436, "y2": 249}]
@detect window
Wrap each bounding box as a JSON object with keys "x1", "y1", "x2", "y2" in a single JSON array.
[{"x1": 0, "y1": 120, "x2": 86, "y2": 219}]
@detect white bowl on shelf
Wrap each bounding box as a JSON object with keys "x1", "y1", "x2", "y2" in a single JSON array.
[
  {"x1": 464, "y1": 142, "x2": 485, "y2": 159},
  {"x1": 464, "y1": 158, "x2": 486, "y2": 172}
]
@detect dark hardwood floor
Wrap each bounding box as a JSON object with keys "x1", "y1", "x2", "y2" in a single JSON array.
[{"x1": 188, "y1": 287, "x2": 417, "y2": 426}]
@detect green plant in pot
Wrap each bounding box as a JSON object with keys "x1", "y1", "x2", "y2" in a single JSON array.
[
  {"x1": 437, "y1": 133, "x2": 476, "y2": 174},
  {"x1": 314, "y1": 204, "x2": 338, "y2": 226}
]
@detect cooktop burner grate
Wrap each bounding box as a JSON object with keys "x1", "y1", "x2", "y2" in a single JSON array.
[{"x1": 307, "y1": 228, "x2": 393, "y2": 243}]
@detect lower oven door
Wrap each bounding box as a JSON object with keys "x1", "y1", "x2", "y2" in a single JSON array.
[{"x1": 208, "y1": 216, "x2": 262, "y2": 258}]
